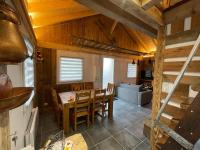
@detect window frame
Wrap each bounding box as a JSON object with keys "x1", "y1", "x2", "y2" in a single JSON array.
[
  {"x1": 23, "y1": 38, "x2": 34, "y2": 87},
  {"x1": 59, "y1": 56, "x2": 84, "y2": 83},
  {"x1": 127, "y1": 63, "x2": 137, "y2": 78}
]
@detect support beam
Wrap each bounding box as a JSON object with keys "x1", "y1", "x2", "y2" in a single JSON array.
[
  {"x1": 141, "y1": 0, "x2": 162, "y2": 10},
  {"x1": 110, "y1": 21, "x2": 118, "y2": 34},
  {"x1": 32, "y1": 10, "x2": 97, "y2": 28},
  {"x1": 95, "y1": 19, "x2": 116, "y2": 45},
  {"x1": 37, "y1": 41, "x2": 141, "y2": 59},
  {"x1": 109, "y1": 0, "x2": 163, "y2": 26},
  {"x1": 151, "y1": 26, "x2": 165, "y2": 150},
  {"x1": 75, "y1": 0, "x2": 158, "y2": 38}
]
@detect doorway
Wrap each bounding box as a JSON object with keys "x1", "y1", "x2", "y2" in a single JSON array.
[{"x1": 102, "y1": 58, "x2": 114, "y2": 89}]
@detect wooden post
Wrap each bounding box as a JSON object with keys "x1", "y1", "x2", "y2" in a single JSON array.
[
  {"x1": 151, "y1": 26, "x2": 165, "y2": 150},
  {"x1": 0, "y1": 64, "x2": 11, "y2": 150}
]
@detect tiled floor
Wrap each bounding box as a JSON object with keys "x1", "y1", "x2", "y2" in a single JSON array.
[{"x1": 36, "y1": 99, "x2": 151, "y2": 150}]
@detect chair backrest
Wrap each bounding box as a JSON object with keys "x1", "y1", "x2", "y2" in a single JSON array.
[
  {"x1": 71, "y1": 83, "x2": 82, "y2": 91},
  {"x1": 51, "y1": 88, "x2": 59, "y2": 107},
  {"x1": 84, "y1": 82, "x2": 94, "y2": 90},
  {"x1": 107, "y1": 83, "x2": 115, "y2": 94},
  {"x1": 93, "y1": 89, "x2": 106, "y2": 105},
  {"x1": 75, "y1": 91, "x2": 91, "y2": 113}
]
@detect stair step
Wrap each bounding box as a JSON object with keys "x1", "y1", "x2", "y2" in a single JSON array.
[
  {"x1": 157, "y1": 122, "x2": 194, "y2": 150},
  {"x1": 163, "y1": 74, "x2": 200, "y2": 85},
  {"x1": 191, "y1": 84, "x2": 200, "y2": 92},
  {"x1": 163, "y1": 106, "x2": 185, "y2": 120},
  {"x1": 161, "y1": 92, "x2": 194, "y2": 106},
  {"x1": 161, "y1": 99, "x2": 189, "y2": 110},
  {"x1": 160, "y1": 114, "x2": 179, "y2": 129},
  {"x1": 156, "y1": 131, "x2": 169, "y2": 145}
]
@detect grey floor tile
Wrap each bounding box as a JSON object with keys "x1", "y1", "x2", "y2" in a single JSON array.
[
  {"x1": 126, "y1": 120, "x2": 146, "y2": 141},
  {"x1": 36, "y1": 99, "x2": 152, "y2": 149},
  {"x1": 82, "y1": 131, "x2": 95, "y2": 148},
  {"x1": 89, "y1": 146, "x2": 99, "y2": 150},
  {"x1": 134, "y1": 142, "x2": 151, "y2": 150},
  {"x1": 96, "y1": 137, "x2": 124, "y2": 150},
  {"x1": 86, "y1": 125, "x2": 111, "y2": 144},
  {"x1": 114, "y1": 129, "x2": 141, "y2": 150}
]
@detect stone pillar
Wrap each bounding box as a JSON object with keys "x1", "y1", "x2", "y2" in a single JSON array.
[{"x1": 0, "y1": 64, "x2": 11, "y2": 150}]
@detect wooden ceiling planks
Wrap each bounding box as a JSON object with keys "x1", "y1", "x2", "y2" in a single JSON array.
[
  {"x1": 34, "y1": 15, "x2": 156, "y2": 55},
  {"x1": 25, "y1": 0, "x2": 97, "y2": 28}
]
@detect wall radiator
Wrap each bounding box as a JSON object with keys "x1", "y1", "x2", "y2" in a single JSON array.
[{"x1": 25, "y1": 107, "x2": 39, "y2": 148}]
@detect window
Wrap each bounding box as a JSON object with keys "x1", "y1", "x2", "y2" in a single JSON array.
[
  {"x1": 59, "y1": 57, "x2": 83, "y2": 82},
  {"x1": 24, "y1": 39, "x2": 34, "y2": 87},
  {"x1": 127, "y1": 63, "x2": 137, "y2": 78}
]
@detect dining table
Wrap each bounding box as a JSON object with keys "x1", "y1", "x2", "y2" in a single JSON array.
[{"x1": 59, "y1": 89, "x2": 114, "y2": 134}]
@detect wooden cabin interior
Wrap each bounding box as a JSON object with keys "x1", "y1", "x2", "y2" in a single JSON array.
[{"x1": 0, "y1": 0, "x2": 200, "y2": 150}]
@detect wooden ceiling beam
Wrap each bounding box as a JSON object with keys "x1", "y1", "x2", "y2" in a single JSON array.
[
  {"x1": 141, "y1": 0, "x2": 162, "y2": 10},
  {"x1": 110, "y1": 21, "x2": 118, "y2": 34},
  {"x1": 110, "y1": 0, "x2": 163, "y2": 27},
  {"x1": 32, "y1": 10, "x2": 97, "y2": 28},
  {"x1": 37, "y1": 41, "x2": 142, "y2": 59},
  {"x1": 95, "y1": 19, "x2": 116, "y2": 45},
  {"x1": 75, "y1": 0, "x2": 158, "y2": 38}
]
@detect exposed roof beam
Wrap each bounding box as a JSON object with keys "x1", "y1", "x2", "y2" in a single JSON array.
[
  {"x1": 141, "y1": 0, "x2": 162, "y2": 10},
  {"x1": 31, "y1": 10, "x2": 97, "y2": 28},
  {"x1": 75, "y1": 0, "x2": 158, "y2": 38},
  {"x1": 110, "y1": 21, "x2": 118, "y2": 34},
  {"x1": 109, "y1": 0, "x2": 163, "y2": 27},
  {"x1": 95, "y1": 19, "x2": 117, "y2": 45},
  {"x1": 37, "y1": 41, "x2": 142, "y2": 59}
]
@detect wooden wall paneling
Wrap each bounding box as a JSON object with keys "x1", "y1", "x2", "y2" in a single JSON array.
[
  {"x1": 163, "y1": 0, "x2": 200, "y2": 24},
  {"x1": 191, "y1": 14, "x2": 200, "y2": 31},
  {"x1": 170, "y1": 18, "x2": 184, "y2": 35},
  {"x1": 151, "y1": 26, "x2": 165, "y2": 150},
  {"x1": 34, "y1": 15, "x2": 153, "y2": 55},
  {"x1": 36, "y1": 48, "x2": 55, "y2": 106}
]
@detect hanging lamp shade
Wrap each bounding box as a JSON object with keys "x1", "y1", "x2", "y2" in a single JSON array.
[{"x1": 0, "y1": 1, "x2": 28, "y2": 64}]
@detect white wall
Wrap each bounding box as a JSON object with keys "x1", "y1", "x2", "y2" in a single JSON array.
[
  {"x1": 57, "y1": 50, "x2": 137, "y2": 88},
  {"x1": 7, "y1": 64, "x2": 24, "y2": 87},
  {"x1": 7, "y1": 64, "x2": 33, "y2": 150}
]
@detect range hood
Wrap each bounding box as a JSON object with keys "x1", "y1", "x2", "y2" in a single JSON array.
[{"x1": 0, "y1": 1, "x2": 28, "y2": 64}]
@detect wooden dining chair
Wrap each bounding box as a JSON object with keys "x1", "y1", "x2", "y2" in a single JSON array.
[
  {"x1": 84, "y1": 82, "x2": 94, "y2": 90},
  {"x1": 51, "y1": 88, "x2": 63, "y2": 127},
  {"x1": 107, "y1": 83, "x2": 115, "y2": 93},
  {"x1": 71, "y1": 83, "x2": 82, "y2": 91},
  {"x1": 74, "y1": 91, "x2": 91, "y2": 131},
  {"x1": 104, "y1": 83, "x2": 115, "y2": 113},
  {"x1": 92, "y1": 89, "x2": 106, "y2": 124}
]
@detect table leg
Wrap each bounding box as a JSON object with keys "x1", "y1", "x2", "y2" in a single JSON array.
[
  {"x1": 63, "y1": 103, "x2": 70, "y2": 134},
  {"x1": 108, "y1": 96, "x2": 113, "y2": 119}
]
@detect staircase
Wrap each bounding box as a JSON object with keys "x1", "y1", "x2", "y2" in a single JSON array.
[{"x1": 144, "y1": 34, "x2": 200, "y2": 150}]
